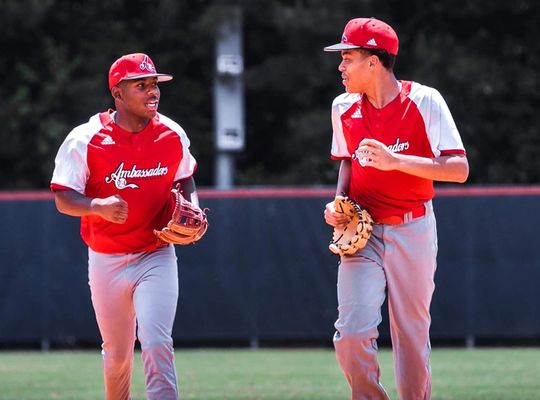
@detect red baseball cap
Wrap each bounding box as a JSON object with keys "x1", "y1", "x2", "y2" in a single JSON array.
[
  {"x1": 324, "y1": 17, "x2": 399, "y2": 55},
  {"x1": 108, "y1": 53, "x2": 173, "y2": 90}
]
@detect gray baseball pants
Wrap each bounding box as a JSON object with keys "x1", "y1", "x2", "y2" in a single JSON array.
[
  {"x1": 334, "y1": 202, "x2": 437, "y2": 400},
  {"x1": 88, "y1": 245, "x2": 179, "y2": 400}
]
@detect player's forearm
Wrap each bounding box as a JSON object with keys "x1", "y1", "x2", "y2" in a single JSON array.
[
  {"x1": 336, "y1": 160, "x2": 351, "y2": 196},
  {"x1": 391, "y1": 154, "x2": 469, "y2": 183},
  {"x1": 176, "y1": 177, "x2": 199, "y2": 206},
  {"x1": 54, "y1": 189, "x2": 96, "y2": 217},
  {"x1": 55, "y1": 190, "x2": 128, "y2": 223}
]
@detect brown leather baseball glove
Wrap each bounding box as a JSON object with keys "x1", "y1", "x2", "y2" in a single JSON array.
[
  {"x1": 329, "y1": 195, "x2": 373, "y2": 256},
  {"x1": 154, "y1": 187, "x2": 208, "y2": 245}
]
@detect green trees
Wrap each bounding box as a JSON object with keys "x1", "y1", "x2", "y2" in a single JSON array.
[{"x1": 1, "y1": 0, "x2": 538, "y2": 188}]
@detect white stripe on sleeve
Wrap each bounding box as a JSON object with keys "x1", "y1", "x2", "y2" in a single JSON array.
[
  {"x1": 158, "y1": 113, "x2": 197, "y2": 181},
  {"x1": 330, "y1": 93, "x2": 360, "y2": 159},
  {"x1": 51, "y1": 114, "x2": 102, "y2": 194},
  {"x1": 409, "y1": 82, "x2": 465, "y2": 157}
]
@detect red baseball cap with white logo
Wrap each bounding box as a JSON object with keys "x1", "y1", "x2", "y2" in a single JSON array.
[
  {"x1": 108, "y1": 53, "x2": 173, "y2": 89},
  {"x1": 324, "y1": 17, "x2": 399, "y2": 55}
]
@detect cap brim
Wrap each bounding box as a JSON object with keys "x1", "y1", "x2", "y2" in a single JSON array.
[
  {"x1": 123, "y1": 73, "x2": 173, "y2": 82},
  {"x1": 323, "y1": 43, "x2": 363, "y2": 52}
]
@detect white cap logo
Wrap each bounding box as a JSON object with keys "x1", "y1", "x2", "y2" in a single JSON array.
[
  {"x1": 342, "y1": 34, "x2": 349, "y2": 43},
  {"x1": 139, "y1": 55, "x2": 156, "y2": 72},
  {"x1": 366, "y1": 38, "x2": 378, "y2": 46}
]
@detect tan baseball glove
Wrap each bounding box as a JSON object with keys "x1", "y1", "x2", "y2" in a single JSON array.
[
  {"x1": 154, "y1": 187, "x2": 209, "y2": 245},
  {"x1": 329, "y1": 195, "x2": 373, "y2": 256}
]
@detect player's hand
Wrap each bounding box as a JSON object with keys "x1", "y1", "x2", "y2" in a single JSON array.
[
  {"x1": 355, "y1": 138, "x2": 399, "y2": 171},
  {"x1": 91, "y1": 195, "x2": 129, "y2": 224},
  {"x1": 324, "y1": 201, "x2": 351, "y2": 228}
]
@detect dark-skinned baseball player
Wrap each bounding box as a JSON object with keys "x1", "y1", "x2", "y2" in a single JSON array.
[
  {"x1": 51, "y1": 53, "x2": 201, "y2": 400},
  {"x1": 323, "y1": 18, "x2": 469, "y2": 399}
]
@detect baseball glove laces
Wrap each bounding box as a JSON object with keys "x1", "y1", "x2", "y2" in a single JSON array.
[
  {"x1": 328, "y1": 194, "x2": 373, "y2": 256},
  {"x1": 154, "y1": 185, "x2": 209, "y2": 245}
]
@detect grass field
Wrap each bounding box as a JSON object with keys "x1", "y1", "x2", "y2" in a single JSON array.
[{"x1": 0, "y1": 347, "x2": 539, "y2": 399}]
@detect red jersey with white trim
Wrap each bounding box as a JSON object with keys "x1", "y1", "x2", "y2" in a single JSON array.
[
  {"x1": 330, "y1": 80, "x2": 466, "y2": 220},
  {"x1": 50, "y1": 110, "x2": 197, "y2": 254}
]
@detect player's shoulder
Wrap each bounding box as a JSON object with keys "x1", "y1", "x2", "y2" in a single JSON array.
[
  {"x1": 332, "y1": 92, "x2": 361, "y2": 107},
  {"x1": 331, "y1": 92, "x2": 361, "y2": 116},
  {"x1": 156, "y1": 113, "x2": 187, "y2": 136},
  {"x1": 405, "y1": 81, "x2": 444, "y2": 102},
  {"x1": 64, "y1": 113, "x2": 105, "y2": 144}
]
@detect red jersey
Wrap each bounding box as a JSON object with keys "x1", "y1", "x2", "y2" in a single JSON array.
[
  {"x1": 330, "y1": 81, "x2": 466, "y2": 220},
  {"x1": 51, "y1": 110, "x2": 197, "y2": 254}
]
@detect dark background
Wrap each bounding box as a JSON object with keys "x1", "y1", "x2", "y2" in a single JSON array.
[{"x1": 1, "y1": 0, "x2": 540, "y2": 189}]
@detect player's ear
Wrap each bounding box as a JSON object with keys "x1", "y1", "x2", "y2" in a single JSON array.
[{"x1": 111, "y1": 86, "x2": 122, "y2": 101}]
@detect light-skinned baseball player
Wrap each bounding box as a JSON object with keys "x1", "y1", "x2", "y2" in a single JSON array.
[
  {"x1": 323, "y1": 18, "x2": 469, "y2": 399},
  {"x1": 51, "y1": 53, "x2": 200, "y2": 400}
]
